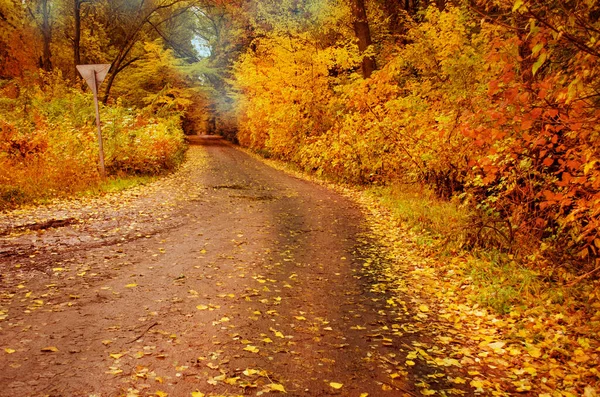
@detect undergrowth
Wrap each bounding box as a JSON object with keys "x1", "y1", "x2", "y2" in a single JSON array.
[
  {"x1": 366, "y1": 183, "x2": 598, "y2": 320},
  {"x1": 365, "y1": 184, "x2": 471, "y2": 252},
  {"x1": 80, "y1": 175, "x2": 158, "y2": 196},
  {"x1": 0, "y1": 72, "x2": 187, "y2": 211}
]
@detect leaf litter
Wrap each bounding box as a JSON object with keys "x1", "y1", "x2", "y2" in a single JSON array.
[{"x1": 1, "y1": 140, "x2": 598, "y2": 396}]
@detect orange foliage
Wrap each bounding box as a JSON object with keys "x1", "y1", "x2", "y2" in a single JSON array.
[{"x1": 233, "y1": 3, "x2": 600, "y2": 265}]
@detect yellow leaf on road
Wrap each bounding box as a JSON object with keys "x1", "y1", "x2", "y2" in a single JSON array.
[
  {"x1": 270, "y1": 328, "x2": 284, "y2": 338},
  {"x1": 191, "y1": 392, "x2": 205, "y2": 397},
  {"x1": 224, "y1": 377, "x2": 239, "y2": 385},
  {"x1": 125, "y1": 283, "x2": 138, "y2": 288},
  {"x1": 470, "y1": 380, "x2": 485, "y2": 389},
  {"x1": 155, "y1": 391, "x2": 168, "y2": 397},
  {"x1": 243, "y1": 345, "x2": 259, "y2": 353},
  {"x1": 330, "y1": 382, "x2": 343, "y2": 389},
  {"x1": 5, "y1": 348, "x2": 15, "y2": 354},
  {"x1": 268, "y1": 383, "x2": 286, "y2": 392},
  {"x1": 418, "y1": 304, "x2": 429, "y2": 312},
  {"x1": 584, "y1": 386, "x2": 597, "y2": 397},
  {"x1": 41, "y1": 346, "x2": 58, "y2": 352},
  {"x1": 527, "y1": 346, "x2": 542, "y2": 358},
  {"x1": 106, "y1": 367, "x2": 123, "y2": 375}
]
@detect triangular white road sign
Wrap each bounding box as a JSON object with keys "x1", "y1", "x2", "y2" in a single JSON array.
[{"x1": 76, "y1": 64, "x2": 111, "y2": 94}]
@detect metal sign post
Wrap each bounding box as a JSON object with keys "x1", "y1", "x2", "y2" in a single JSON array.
[{"x1": 76, "y1": 64, "x2": 111, "y2": 178}]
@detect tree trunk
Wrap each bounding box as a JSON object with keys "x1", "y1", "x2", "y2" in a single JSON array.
[
  {"x1": 73, "y1": 0, "x2": 81, "y2": 70},
  {"x1": 350, "y1": 0, "x2": 376, "y2": 78},
  {"x1": 40, "y1": 0, "x2": 52, "y2": 71},
  {"x1": 102, "y1": 62, "x2": 119, "y2": 104}
]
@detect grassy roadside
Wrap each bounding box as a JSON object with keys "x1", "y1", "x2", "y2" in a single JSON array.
[
  {"x1": 0, "y1": 174, "x2": 160, "y2": 211},
  {"x1": 241, "y1": 146, "x2": 600, "y2": 396},
  {"x1": 80, "y1": 175, "x2": 159, "y2": 196}
]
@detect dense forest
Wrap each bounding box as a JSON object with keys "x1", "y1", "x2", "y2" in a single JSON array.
[{"x1": 1, "y1": 0, "x2": 599, "y2": 272}]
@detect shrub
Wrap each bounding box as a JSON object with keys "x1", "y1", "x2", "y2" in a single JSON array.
[{"x1": 0, "y1": 71, "x2": 186, "y2": 208}]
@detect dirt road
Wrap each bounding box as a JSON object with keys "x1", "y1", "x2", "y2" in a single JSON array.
[{"x1": 0, "y1": 137, "x2": 466, "y2": 397}]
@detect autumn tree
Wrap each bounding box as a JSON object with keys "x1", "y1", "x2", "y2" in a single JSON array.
[
  {"x1": 351, "y1": 0, "x2": 376, "y2": 77},
  {"x1": 0, "y1": 0, "x2": 38, "y2": 78},
  {"x1": 25, "y1": 0, "x2": 54, "y2": 71}
]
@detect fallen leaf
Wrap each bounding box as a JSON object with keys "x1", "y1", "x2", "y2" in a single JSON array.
[
  {"x1": 470, "y1": 379, "x2": 485, "y2": 389},
  {"x1": 155, "y1": 391, "x2": 168, "y2": 397},
  {"x1": 270, "y1": 328, "x2": 284, "y2": 338},
  {"x1": 243, "y1": 345, "x2": 259, "y2": 353},
  {"x1": 330, "y1": 382, "x2": 343, "y2": 389},
  {"x1": 106, "y1": 367, "x2": 123, "y2": 375},
  {"x1": 191, "y1": 392, "x2": 205, "y2": 397},
  {"x1": 224, "y1": 377, "x2": 239, "y2": 385},
  {"x1": 527, "y1": 346, "x2": 542, "y2": 358},
  {"x1": 488, "y1": 341, "x2": 505, "y2": 350},
  {"x1": 268, "y1": 383, "x2": 286, "y2": 393},
  {"x1": 41, "y1": 346, "x2": 58, "y2": 352},
  {"x1": 125, "y1": 283, "x2": 138, "y2": 288}
]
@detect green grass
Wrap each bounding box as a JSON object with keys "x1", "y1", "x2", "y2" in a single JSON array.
[
  {"x1": 80, "y1": 175, "x2": 157, "y2": 196},
  {"x1": 0, "y1": 175, "x2": 158, "y2": 211},
  {"x1": 365, "y1": 184, "x2": 472, "y2": 251},
  {"x1": 464, "y1": 252, "x2": 544, "y2": 314},
  {"x1": 364, "y1": 183, "x2": 565, "y2": 315},
  {"x1": 0, "y1": 185, "x2": 28, "y2": 210}
]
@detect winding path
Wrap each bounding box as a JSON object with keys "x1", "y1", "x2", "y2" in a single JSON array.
[{"x1": 0, "y1": 137, "x2": 479, "y2": 397}]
